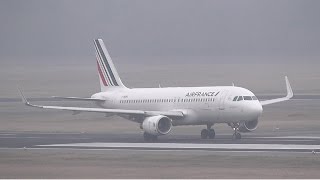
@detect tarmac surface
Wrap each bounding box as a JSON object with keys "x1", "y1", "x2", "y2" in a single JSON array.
[
  {"x1": 1, "y1": 98, "x2": 320, "y2": 178},
  {"x1": 1, "y1": 132, "x2": 320, "y2": 178},
  {"x1": 1, "y1": 132, "x2": 320, "y2": 152}
]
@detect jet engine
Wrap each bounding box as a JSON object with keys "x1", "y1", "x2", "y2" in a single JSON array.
[
  {"x1": 238, "y1": 119, "x2": 259, "y2": 132},
  {"x1": 142, "y1": 115, "x2": 172, "y2": 135}
]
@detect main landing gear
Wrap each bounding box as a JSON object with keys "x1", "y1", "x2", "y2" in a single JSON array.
[
  {"x1": 143, "y1": 132, "x2": 158, "y2": 142},
  {"x1": 229, "y1": 123, "x2": 241, "y2": 140},
  {"x1": 200, "y1": 124, "x2": 215, "y2": 139}
]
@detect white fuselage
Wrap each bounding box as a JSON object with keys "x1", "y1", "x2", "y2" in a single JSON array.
[{"x1": 92, "y1": 86, "x2": 263, "y2": 126}]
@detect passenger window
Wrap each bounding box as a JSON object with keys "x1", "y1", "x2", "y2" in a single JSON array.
[
  {"x1": 243, "y1": 96, "x2": 252, "y2": 100},
  {"x1": 233, "y1": 96, "x2": 238, "y2": 101},
  {"x1": 237, "y1": 96, "x2": 243, "y2": 101}
]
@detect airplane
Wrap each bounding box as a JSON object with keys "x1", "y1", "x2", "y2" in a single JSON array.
[{"x1": 18, "y1": 39, "x2": 294, "y2": 141}]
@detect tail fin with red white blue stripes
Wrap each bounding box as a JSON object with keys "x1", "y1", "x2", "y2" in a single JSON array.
[{"x1": 93, "y1": 39, "x2": 126, "y2": 91}]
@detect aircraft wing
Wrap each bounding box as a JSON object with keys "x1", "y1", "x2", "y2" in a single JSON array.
[
  {"x1": 259, "y1": 76, "x2": 293, "y2": 106},
  {"x1": 18, "y1": 88, "x2": 184, "y2": 118},
  {"x1": 52, "y1": 96, "x2": 105, "y2": 102}
]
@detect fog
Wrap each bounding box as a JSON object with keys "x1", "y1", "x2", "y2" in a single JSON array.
[
  {"x1": 1, "y1": 0, "x2": 319, "y2": 97},
  {"x1": 1, "y1": 0, "x2": 320, "y2": 59}
]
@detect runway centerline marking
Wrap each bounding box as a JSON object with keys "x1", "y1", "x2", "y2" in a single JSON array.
[
  {"x1": 0, "y1": 137, "x2": 90, "y2": 140},
  {"x1": 37, "y1": 142, "x2": 320, "y2": 150},
  {"x1": 247, "y1": 136, "x2": 320, "y2": 139},
  {"x1": 0, "y1": 147, "x2": 316, "y2": 154},
  {"x1": 0, "y1": 134, "x2": 17, "y2": 136}
]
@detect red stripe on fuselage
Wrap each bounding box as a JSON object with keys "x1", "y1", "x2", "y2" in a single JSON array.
[{"x1": 96, "y1": 60, "x2": 108, "y2": 86}]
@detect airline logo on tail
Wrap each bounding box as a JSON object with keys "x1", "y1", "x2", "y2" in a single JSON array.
[{"x1": 94, "y1": 39, "x2": 120, "y2": 87}]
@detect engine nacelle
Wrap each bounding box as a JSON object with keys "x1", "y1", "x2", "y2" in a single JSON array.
[
  {"x1": 142, "y1": 115, "x2": 172, "y2": 136},
  {"x1": 239, "y1": 119, "x2": 259, "y2": 132}
]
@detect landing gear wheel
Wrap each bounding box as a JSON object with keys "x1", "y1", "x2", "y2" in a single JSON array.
[
  {"x1": 232, "y1": 132, "x2": 241, "y2": 140},
  {"x1": 143, "y1": 132, "x2": 158, "y2": 142},
  {"x1": 229, "y1": 122, "x2": 242, "y2": 140},
  {"x1": 201, "y1": 129, "x2": 208, "y2": 139},
  {"x1": 208, "y1": 129, "x2": 216, "y2": 139}
]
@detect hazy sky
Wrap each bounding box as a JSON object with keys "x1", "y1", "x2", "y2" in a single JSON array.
[{"x1": 1, "y1": 0, "x2": 320, "y2": 62}]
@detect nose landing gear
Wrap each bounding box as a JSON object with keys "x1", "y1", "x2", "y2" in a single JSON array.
[
  {"x1": 229, "y1": 123, "x2": 242, "y2": 140},
  {"x1": 200, "y1": 124, "x2": 215, "y2": 139}
]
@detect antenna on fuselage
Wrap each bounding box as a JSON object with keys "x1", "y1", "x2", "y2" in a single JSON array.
[{"x1": 232, "y1": 83, "x2": 235, "y2": 86}]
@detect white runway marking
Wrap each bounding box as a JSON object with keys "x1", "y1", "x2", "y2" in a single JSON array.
[
  {"x1": 247, "y1": 136, "x2": 320, "y2": 139},
  {"x1": 242, "y1": 139, "x2": 313, "y2": 142},
  {"x1": 0, "y1": 134, "x2": 17, "y2": 136},
  {"x1": 38, "y1": 142, "x2": 320, "y2": 150},
  {"x1": 0, "y1": 147, "x2": 314, "y2": 154},
  {"x1": 0, "y1": 137, "x2": 90, "y2": 140}
]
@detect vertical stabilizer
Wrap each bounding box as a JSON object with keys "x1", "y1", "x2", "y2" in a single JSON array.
[{"x1": 93, "y1": 39, "x2": 126, "y2": 91}]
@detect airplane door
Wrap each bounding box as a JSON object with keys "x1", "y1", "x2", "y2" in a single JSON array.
[{"x1": 218, "y1": 90, "x2": 229, "y2": 121}]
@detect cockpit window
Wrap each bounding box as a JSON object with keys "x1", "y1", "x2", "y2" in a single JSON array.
[
  {"x1": 252, "y1": 96, "x2": 258, "y2": 100},
  {"x1": 243, "y1": 96, "x2": 252, "y2": 100},
  {"x1": 233, "y1": 96, "x2": 238, "y2": 101},
  {"x1": 237, "y1": 96, "x2": 243, "y2": 101}
]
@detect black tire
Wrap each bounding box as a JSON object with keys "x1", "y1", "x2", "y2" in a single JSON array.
[
  {"x1": 144, "y1": 132, "x2": 158, "y2": 142},
  {"x1": 151, "y1": 135, "x2": 158, "y2": 142},
  {"x1": 236, "y1": 133, "x2": 241, "y2": 140},
  {"x1": 143, "y1": 132, "x2": 151, "y2": 142},
  {"x1": 232, "y1": 133, "x2": 237, "y2": 140},
  {"x1": 232, "y1": 133, "x2": 241, "y2": 140},
  {"x1": 208, "y1": 129, "x2": 215, "y2": 139},
  {"x1": 201, "y1": 129, "x2": 208, "y2": 139}
]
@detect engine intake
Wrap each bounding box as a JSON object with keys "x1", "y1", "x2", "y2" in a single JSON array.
[
  {"x1": 142, "y1": 115, "x2": 172, "y2": 135},
  {"x1": 239, "y1": 119, "x2": 259, "y2": 132}
]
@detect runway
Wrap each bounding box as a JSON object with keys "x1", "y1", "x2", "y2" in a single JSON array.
[{"x1": 1, "y1": 132, "x2": 320, "y2": 153}]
